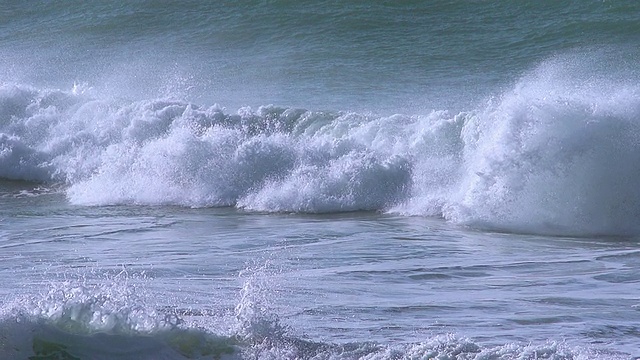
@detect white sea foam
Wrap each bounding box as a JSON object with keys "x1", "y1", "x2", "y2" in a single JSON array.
[{"x1": 1, "y1": 56, "x2": 640, "y2": 236}]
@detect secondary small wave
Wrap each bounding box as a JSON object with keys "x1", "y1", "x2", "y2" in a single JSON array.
[
  {"x1": 1, "y1": 54, "x2": 640, "y2": 236},
  {"x1": 0, "y1": 274, "x2": 627, "y2": 360}
]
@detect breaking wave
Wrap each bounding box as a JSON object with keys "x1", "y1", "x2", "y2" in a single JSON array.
[{"x1": 2, "y1": 56, "x2": 640, "y2": 236}]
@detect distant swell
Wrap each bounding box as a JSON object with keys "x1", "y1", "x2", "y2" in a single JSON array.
[{"x1": 2, "y1": 56, "x2": 640, "y2": 236}]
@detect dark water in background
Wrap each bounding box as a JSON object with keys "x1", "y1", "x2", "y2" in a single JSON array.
[
  {"x1": 2, "y1": 1, "x2": 639, "y2": 111},
  {"x1": 1, "y1": 1, "x2": 640, "y2": 359}
]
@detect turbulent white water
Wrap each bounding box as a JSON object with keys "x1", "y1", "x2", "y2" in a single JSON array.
[{"x1": 1, "y1": 57, "x2": 639, "y2": 236}]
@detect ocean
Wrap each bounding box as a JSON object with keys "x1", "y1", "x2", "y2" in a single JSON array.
[{"x1": 1, "y1": 1, "x2": 640, "y2": 359}]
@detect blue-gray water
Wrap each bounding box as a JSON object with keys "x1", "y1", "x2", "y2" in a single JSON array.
[{"x1": 1, "y1": 1, "x2": 640, "y2": 359}]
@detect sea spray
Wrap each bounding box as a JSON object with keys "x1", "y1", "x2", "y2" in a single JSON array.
[{"x1": 443, "y1": 58, "x2": 640, "y2": 236}]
